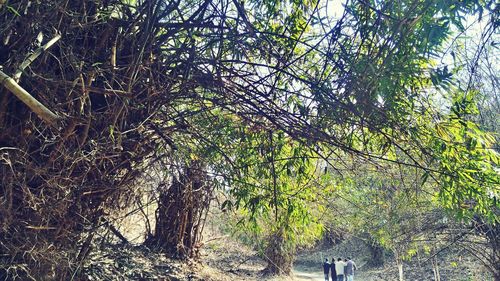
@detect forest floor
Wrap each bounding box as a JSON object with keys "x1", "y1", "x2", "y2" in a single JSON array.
[
  {"x1": 85, "y1": 199, "x2": 494, "y2": 280},
  {"x1": 82, "y1": 230, "x2": 493, "y2": 280}
]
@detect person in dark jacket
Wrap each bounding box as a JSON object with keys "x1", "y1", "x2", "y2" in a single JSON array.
[
  {"x1": 323, "y1": 258, "x2": 331, "y2": 281},
  {"x1": 344, "y1": 258, "x2": 348, "y2": 281},
  {"x1": 330, "y1": 257, "x2": 337, "y2": 281}
]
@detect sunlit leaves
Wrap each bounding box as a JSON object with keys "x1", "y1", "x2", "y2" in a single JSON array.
[
  {"x1": 225, "y1": 129, "x2": 328, "y2": 251},
  {"x1": 428, "y1": 91, "x2": 499, "y2": 221}
]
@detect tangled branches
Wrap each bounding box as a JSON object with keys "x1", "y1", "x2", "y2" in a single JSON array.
[
  {"x1": 0, "y1": 0, "x2": 211, "y2": 278},
  {"x1": 0, "y1": 0, "x2": 497, "y2": 279}
]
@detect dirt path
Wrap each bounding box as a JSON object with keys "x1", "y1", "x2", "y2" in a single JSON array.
[
  {"x1": 292, "y1": 269, "x2": 324, "y2": 281},
  {"x1": 292, "y1": 269, "x2": 367, "y2": 281}
]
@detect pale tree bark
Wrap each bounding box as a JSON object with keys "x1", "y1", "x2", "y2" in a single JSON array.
[
  {"x1": 432, "y1": 250, "x2": 441, "y2": 281},
  {"x1": 433, "y1": 259, "x2": 441, "y2": 281},
  {"x1": 395, "y1": 252, "x2": 404, "y2": 281},
  {"x1": 398, "y1": 262, "x2": 404, "y2": 281}
]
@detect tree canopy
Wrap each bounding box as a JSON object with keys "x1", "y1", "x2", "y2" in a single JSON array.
[{"x1": 0, "y1": 0, "x2": 498, "y2": 279}]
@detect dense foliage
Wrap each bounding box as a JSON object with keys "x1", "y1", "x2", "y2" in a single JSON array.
[{"x1": 0, "y1": 0, "x2": 498, "y2": 279}]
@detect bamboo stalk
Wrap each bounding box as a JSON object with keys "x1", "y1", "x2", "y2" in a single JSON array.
[
  {"x1": 14, "y1": 34, "x2": 62, "y2": 81},
  {"x1": 0, "y1": 70, "x2": 61, "y2": 125}
]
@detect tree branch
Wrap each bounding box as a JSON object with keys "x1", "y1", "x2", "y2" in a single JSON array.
[{"x1": 14, "y1": 34, "x2": 62, "y2": 81}]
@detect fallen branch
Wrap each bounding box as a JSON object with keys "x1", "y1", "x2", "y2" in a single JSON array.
[
  {"x1": 14, "y1": 34, "x2": 62, "y2": 81},
  {"x1": 103, "y1": 218, "x2": 129, "y2": 244},
  {"x1": 0, "y1": 70, "x2": 61, "y2": 125}
]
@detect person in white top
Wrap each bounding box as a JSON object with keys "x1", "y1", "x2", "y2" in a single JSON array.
[{"x1": 335, "y1": 258, "x2": 346, "y2": 281}]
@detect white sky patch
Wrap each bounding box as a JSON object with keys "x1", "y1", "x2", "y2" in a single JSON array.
[{"x1": 324, "y1": 0, "x2": 346, "y2": 19}]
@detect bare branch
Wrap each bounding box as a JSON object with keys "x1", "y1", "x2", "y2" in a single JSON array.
[{"x1": 14, "y1": 34, "x2": 62, "y2": 81}]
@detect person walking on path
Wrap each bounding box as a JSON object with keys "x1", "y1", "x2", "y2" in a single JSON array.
[
  {"x1": 345, "y1": 257, "x2": 357, "y2": 281},
  {"x1": 344, "y1": 259, "x2": 348, "y2": 281},
  {"x1": 335, "y1": 258, "x2": 346, "y2": 281},
  {"x1": 323, "y1": 258, "x2": 331, "y2": 281},
  {"x1": 330, "y1": 258, "x2": 337, "y2": 281}
]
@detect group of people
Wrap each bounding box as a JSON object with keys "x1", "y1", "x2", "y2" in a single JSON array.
[{"x1": 322, "y1": 257, "x2": 357, "y2": 281}]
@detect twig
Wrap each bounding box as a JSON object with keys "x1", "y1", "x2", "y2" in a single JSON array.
[
  {"x1": 104, "y1": 219, "x2": 129, "y2": 244},
  {"x1": 203, "y1": 235, "x2": 228, "y2": 243},
  {"x1": 14, "y1": 34, "x2": 62, "y2": 81},
  {"x1": 233, "y1": 256, "x2": 253, "y2": 270}
]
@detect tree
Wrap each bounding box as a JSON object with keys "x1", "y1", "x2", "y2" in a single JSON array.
[
  {"x1": 330, "y1": 162, "x2": 444, "y2": 281},
  {"x1": 220, "y1": 130, "x2": 325, "y2": 275}
]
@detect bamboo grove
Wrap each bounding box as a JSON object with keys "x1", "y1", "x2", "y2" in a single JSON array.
[{"x1": 0, "y1": 0, "x2": 498, "y2": 279}]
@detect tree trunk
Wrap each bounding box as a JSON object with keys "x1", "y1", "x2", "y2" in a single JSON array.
[
  {"x1": 398, "y1": 263, "x2": 404, "y2": 281},
  {"x1": 396, "y1": 253, "x2": 404, "y2": 281},
  {"x1": 432, "y1": 256, "x2": 441, "y2": 281},
  {"x1": 263, "y1": 232, "x2": 294, "y2": 276},
  {"x1": 145, "y1": 161, "x2": 212, "y2": 259}
]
